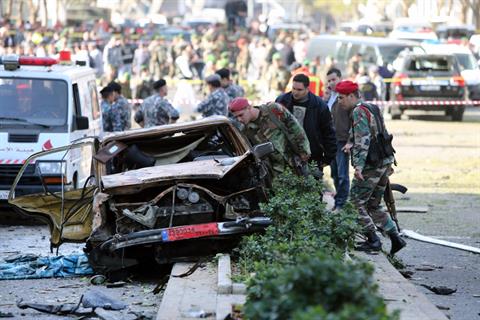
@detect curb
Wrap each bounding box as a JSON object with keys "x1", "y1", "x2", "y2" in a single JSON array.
[
  {"x1": 217, "y1": 254, "x2": 232, "y2": 294},
  {"x1": 356, "y1": 252, "x2": 449, "y2": 320}
]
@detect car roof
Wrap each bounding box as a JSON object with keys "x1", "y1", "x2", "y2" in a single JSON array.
[
  {"x1": 0, "y1": 64, "x2": 95, "y2": 80},
  {"x1": 101, "y1": 116, "x2": 241, "y2": 144},
  {"x1": 405, "y1": 53, "x2": 456, "y2": 59},
  {"x1": 309, "y1": 34, "x2": 419, "y2": 46},
  {"x1": 422, "y1": 44, "x2": 473, "y2": 54}
]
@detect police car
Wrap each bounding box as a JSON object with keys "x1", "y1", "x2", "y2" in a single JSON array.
[{"x1": 0, "y1": 52, "x2": 101, "y2": 203}]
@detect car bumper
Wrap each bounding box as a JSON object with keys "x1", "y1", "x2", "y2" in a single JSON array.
[{"x1": 99, "y1": 217, "x2": 272, "y2": 252}]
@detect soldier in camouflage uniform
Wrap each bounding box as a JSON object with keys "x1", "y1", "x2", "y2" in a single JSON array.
[
  {"x1": 337, "y1": 80, "x2": 406, "y2": 255},
  {"x1": 135, "y1": 79, "x2": 179, "y2": 128},
  {"x1": 229, "y1": 97, "x2": 310, "y2": 178},
  {"x1": 148, "y1": 37, "x2": 170, "y2": 79},
  {"x1": 216, "y1": 68, "x2": 245, "y2": 100},
  {"x1": 196, "y1": 74, "x2": 231, "y2": 117},
  {"x1": 100, "y1": 85, "x2": 115, "y2": 132},
  {"x1": 265, "y1": 53, "x2": 290, "y2": 98},
  {"x1": 108, "y1": 82, "x2": 131, "y2": 131}
]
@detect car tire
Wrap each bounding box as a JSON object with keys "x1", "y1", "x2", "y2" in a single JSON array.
[
  {"x1": 391, "y1": 113, "x2": 402, "y2": 120},
  {"x1": 450, "y1": 107, "x2": 465, "y2": 122}
]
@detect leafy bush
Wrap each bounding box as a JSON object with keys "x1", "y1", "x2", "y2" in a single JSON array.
[
  {"x1": 236, "y1": 171, "x2": 359, "y2": 274},
  {"x1": 244, "y1": 251, "x2": 397, "y2": 320},
  {"x1": 234, "y1": 170, "x2": 396, "y2": 319}
]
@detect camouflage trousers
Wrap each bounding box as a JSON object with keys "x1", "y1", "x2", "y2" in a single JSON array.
[{"x1": 350, "y1": 163, "x2": 396, "y2": 234}]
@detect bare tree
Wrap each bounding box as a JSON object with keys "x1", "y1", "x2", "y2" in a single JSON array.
[
  {"x1": 460, "y1": 0, "x2": 480, "y2": 29},
  {"x1": 27, "y1": 0, "x2": 40, "y2": 23},
  {"x1": 43, "y1": 0, "x2": 48, "y2": 25},
  {"x1": 401, "y1": 0, "x2": 416, "y2": 17},
  {"x1": 18, "y1": 0, "x2": 25, "y2": 23},
  {"x1": 4, "y1": 0, "x2": 14, "y2": 19}
]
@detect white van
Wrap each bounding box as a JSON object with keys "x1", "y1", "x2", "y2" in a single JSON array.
[
  {"x1": 0, "y1": 54, "x2": 101, "y2": 203},
  {"x1": 305, "y1": 35, "x2": 423, "y2": 76}
]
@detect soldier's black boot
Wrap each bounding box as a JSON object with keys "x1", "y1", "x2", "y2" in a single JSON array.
[
  {"x1": 388, "y1": 231, "x2": 406, "y2": 255},
  {"x1": 355, "y1": 231, "x2": 382, "y2": 252}
]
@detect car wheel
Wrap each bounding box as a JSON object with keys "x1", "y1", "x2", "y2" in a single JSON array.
[
  {"x1": 451, "y1": 107, "x2": 465, "y2": 122},
  {"x1": 389, "y1": 105, "x2": 402, "y2": 120},
  {"x1": 391, "y1": 113, "x2": 402, "y2": 120}
]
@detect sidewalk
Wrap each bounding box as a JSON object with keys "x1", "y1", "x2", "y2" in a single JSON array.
[
  {"x1": 357, "y1": 251, "x2": 448, "y2": 320},
  {"x1": 157, "y1": 252, "x2": 448, "y2": 320}
]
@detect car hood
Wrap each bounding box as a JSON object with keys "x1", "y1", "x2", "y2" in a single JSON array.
[{"x1": 101, "y1": 154, "x2": 249, "y2": 192}]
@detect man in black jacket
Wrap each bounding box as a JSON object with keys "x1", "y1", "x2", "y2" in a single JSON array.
[{"x1": 276, "y1": 73, "x2": 337, "y2": 176}]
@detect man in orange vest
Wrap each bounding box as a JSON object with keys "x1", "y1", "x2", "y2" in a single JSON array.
[{"x1": 285, "y1": 62, "x2": 324, "y2": 97}]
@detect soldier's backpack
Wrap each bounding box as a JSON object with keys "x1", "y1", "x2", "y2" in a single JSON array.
[{"x1": 356, "y1": 103, "x2": 395, "y2": 165}]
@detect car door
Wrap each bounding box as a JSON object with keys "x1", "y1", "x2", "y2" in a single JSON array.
[{"x1": 8, "y1": 138, "x2": 98, "y2": 248}]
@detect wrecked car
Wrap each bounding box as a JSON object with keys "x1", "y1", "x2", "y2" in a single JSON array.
[{"x1": 8, "y1": 116, "x2": 273, "y2": 274}]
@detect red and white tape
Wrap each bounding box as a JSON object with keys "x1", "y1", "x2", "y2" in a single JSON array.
[
  {"x1": 366, "y1": 100, "x2": 480, "y2": 106},
  {"x1": 0, "y1": 159, "x2": 26, "y2": 164}
]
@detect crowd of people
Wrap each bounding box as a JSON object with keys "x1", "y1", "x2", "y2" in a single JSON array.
[
  {"x1": 0, "y1": 18, "x2": 386, "y2": 102},
  {"x1": 1, "y1": 17, "x2": 406, "y2": 255}
]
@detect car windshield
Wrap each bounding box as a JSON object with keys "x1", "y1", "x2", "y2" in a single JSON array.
[
  {"x1": 379, "y1": 45, "x2": 423, "y2": 64},
  {"x1": 0, "y1": 78, "x2": 68, "y2": 126},
  {"x1": 407, "y1": 56, "x2": 453, "y2": 72},
  {"x1": 455, "y1": 53, "x2": 477, "y2": 70}
]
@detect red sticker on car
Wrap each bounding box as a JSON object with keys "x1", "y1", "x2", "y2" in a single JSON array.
[{"x1": 163, "y1": 223, "x2": 219, "y2": 242}]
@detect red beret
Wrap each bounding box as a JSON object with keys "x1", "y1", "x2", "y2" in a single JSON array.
[
  {"x1": 335, "y1": 80, "x2": 359, "y2": 95},
  {"x1": 229, "y1": 97, "x2": 250, "y2": 112}
]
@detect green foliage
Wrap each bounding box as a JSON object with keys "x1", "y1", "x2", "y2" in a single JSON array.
[
  {"x1": 244, "y1": 252, "x2": 396, "y2": 320},
  {"x1": 236, "y1": 171, "x2": 359, "y2": 274},
  {"x1": 234, "y1": 170, "x2": 396, "y2": 319}
]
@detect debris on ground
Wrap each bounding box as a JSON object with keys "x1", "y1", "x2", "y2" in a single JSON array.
[
  {"x1": 403, "y1": 230, "x2": 480, "y2": 254},
  {"x1": 420, "y1": 284, "x2": 457, "y2": 295},
  {"x1": 0, "y1": 253, "x2": 93, "y2": 280},
  {"x1": 436, "y1": 305, "x2": 451, "y2": 310},
  {"x1": 396, "y1": 206, "x2": 429, "y2": 213},
  {"x1": 0, "y1": 310, "x2": 14, "y2": 318},
  {"x1": 415, "y1": 266, "x2": 436, "y2": 271},
  {"x1": 17, "y1": 288, "x2": 127, "y2": 316}
]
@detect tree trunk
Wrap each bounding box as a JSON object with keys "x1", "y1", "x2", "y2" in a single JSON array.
[
  {"x1": 27, "y1": 0, "x2": 38, "y2": 23},
  {"x1": 43, "y1": 0, "x2": 48, "y2": 26},
  {"x1": 5, "y1": 0, "x2": 13, "y2": 19},
  {"x1": 18, "y1": 0, "x2": 24, "y2": 23}
]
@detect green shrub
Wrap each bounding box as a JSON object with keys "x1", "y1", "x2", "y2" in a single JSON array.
[
  {"x1": 234, "y1": 170, "x2": 395, "y2": 319},
  {"x1": 244, "y1": 252, "x2": 396, "y2": 320},
  {"x1": 236, "y1": 171, "x2": 359, "y2": 274}
]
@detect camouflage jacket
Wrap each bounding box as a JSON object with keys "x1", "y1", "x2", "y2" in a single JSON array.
[
  {"x1": 101, "y1": 100, "x2": 113, "y2": 132},
  {"x1": 140, "y1": 94, "x2": 179, "y2": 128},
  {"x1": 351, "y1": 101, "x2": 394, "y2": 171},
  {"x1": 224, "y1": 84, "x2": 245, "y2": 100},
  {"x1": 266, "y1": 65, "x2": 290, "y2": 93},
  {"x1": 196, "y1": 88, "x2": 230, "y2": 117},
  {"x1": 111, "y1": 96, "x2": 131, "y2": 131},
  {"x1": 243, "y1": 102, "x2": 310, "y2": 175}
]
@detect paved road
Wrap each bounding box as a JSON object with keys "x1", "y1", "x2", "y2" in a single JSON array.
[
  {"x1": 385, "y1": 106, "x2": 480, "y2": 320},
  {"x1": 0, "y1": 224, "x2": 163, "y2": 319}
]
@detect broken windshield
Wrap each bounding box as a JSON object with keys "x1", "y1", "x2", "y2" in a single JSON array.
[{"x1": 0, "y1": 78, "x2": 68, "y2": 127}]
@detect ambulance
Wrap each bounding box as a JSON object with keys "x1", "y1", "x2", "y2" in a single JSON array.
[{"x1": 0, "y1": 53, "x2": 101, "y2": 203}]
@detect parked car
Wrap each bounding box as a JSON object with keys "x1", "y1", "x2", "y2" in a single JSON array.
[
  {"x1": 389, "y1": 53, "x2": 467, "y2": 121},
  {"x1": 389, "y1": 18, "x2": 438, "y2": 43},
  {"x1": 305, "y1": 35, "x2": 424, "y2": 77},
  {"x1": 422, "y1": 44, "x2": 480, "y2": 101},
  {"x1": 0, "y1": 54, "x2": 101, "y2": 206},
  {"x1": 8, "y1": 117, "x2": 273, "y2": 275},
  {"x1": 436, "y1": 24, "x2": 475, "y2": 43}
]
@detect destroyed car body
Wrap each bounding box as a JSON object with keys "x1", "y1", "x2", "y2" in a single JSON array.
[{"x1": 8, "y1": 116, "x2": 272, "y2": 274}]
